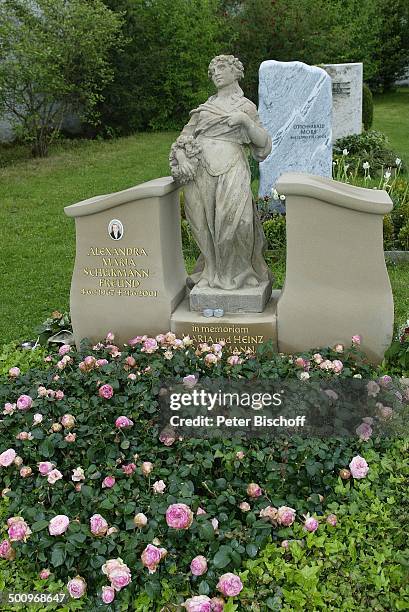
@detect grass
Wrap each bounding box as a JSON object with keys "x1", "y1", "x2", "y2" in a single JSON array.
[
  {"x1": 373, "y1": 87, "x2": 409, "y2": 164},
  {"x1": 0, "y1": 88, "x2": 408, "y2": 344}
]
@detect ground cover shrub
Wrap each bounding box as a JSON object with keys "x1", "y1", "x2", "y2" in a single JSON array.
[
  {"x1": 362, "y1": 84, "x2": 374, "y2": 131},
  {"x1": 384, "y1": 318, "x2": 409, "y2": 376},
  {"x1": 333, "y1": 130, "x2": 403, "y2": 177},
  {"x1": 1, "y1": 331, "x2": 408, "y2": 608},
  {"x1": 241, "y1": 437, "x2": 409, "y2": 610}
]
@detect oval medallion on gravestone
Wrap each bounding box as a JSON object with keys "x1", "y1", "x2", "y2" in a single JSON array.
[{"x1": 108, "y1": 219, "x2": 124, "y2": 241}]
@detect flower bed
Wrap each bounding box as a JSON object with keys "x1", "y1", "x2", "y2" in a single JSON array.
[{"x1": 0, "y1": 332, "x2": 408, "y2": 610}]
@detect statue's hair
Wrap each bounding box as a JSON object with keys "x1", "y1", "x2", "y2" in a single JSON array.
[{"x1": 208, "y1": 55, "x2": 244, "y2": 80}]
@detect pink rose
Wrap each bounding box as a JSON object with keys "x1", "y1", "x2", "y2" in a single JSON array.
[
  {"x1": 20, "y1": 466, "x2": 32, "y2": 478},
  {"x1": 72, "y1": 467, "x2": 85, "y2": 481},
  {"x1": 236, "y1": 451, "x2": 245, "y2": 460},
  {"x1": 49, "y1": 515, "x2": 70, "y2": 536},
  {"x1": 55, "y1": 390, "x2": 64, "y2": 401},
  {"x1": 58, "y1": 344, "x2": 71, "y2": 356},
  {"x1": 141, "y1": 544, "x2": 165, "y2": 573},
  {"x1": 217, "y1": 572, "x2": 243, "y2": 597},
  {"x1": 159, "y1": 430, "x2": 176, "y2": 446},
  {"x1": 109, "y1": 566, "x2": 132, "y2": 591},
  {"x1": 166, "y1": 503, "x2": 193, "y2": 529},
  {"x1": 122, "y1": 463, "x2": 136, "y2": 476},
  {"x1": 106, "y1": 331, "x2": 115, "y2": 343},
  {"x1": 3, "y1": 402, "x2": 16, "y2": 414},
  {"x1": 183, "y1": 374, "x2": 197, "y2": 388},
  {"x1": 356, "y1": 422, "x2": 373, "y2": 441},
  {"x1": 152, "y1": 480, "x2": 166, "y2": 494},
  {"x1": 33, "y1": 413, "x2": 43, "y2": 424},
  {"x1": 211, "y1": 518, "x2": 219, "y2": 531},
  {"x1": 247, "y1": 483, "x2": 262, "y2": 498},
  {"x1": 260, "y1": 506, "x2": 278, "y2": 521},
  {"x1": 115, "y1": 416, "x2": 134, "y2": 429},
  {"x1": 352, "y1": 335, "x2": 361, "y2": 345},
  {"x1": 334, "y1": 344, "x2": 344, "y2": 353},
  {"x1": 39, "y1": 568, "x2": 50, "y2": 579},
  {"x1": 227, "y1": 355, "x2": 242, "y2": 366},
  {"x1": 210, "y1": 598, "x2": 225, "y2": 612},
  {"x1": 16, "y1": 394, "x2": 32, "y2": 411},
  {"x1": 9, "y1": 367, "x2": 20, "y2": 378},
  {"x1": 96, "y1": 359, "x2": 109, "y2": 368},
  {"x1": 142, "y1": 338, "x2": 158, "y2": 354},
  {"x1": 61, "y1": 414, "x2": 75, "y2": 428},
  {"x1": 379, "y1": 405, "x2": 393, "y2": 420},
  {"x1": 99, "y1": 384, "x2": 114, "y2": 399},
  {"x1": 38, "y1": 461, "x2": 54, "y2": 476},
  {"x1": 67, "y1": 576, "x2": 86, "y2": 599},
  {"x1": 190, "y1": 555, "x2": 208, "y2": 576},
  {"x1": 349, "y1": 455, "x2": 369, "y2": 479},
  {"x1": 0, "y1": 448, "x2": 16, "y2": 467},
  {"x1": 102, "y1": 476, "x2": 116, "y2": 489},
  {"x1": 183, "y1": 595, "x2": 212, "y2": 612},
  {"x1": 379, "y1": 375, "x2": 392, "y2": 387},
  {"x1": 102, "y1": 585, "x2": 115, "y2": 604},
  {"x1": 90, "y1": 514, "x2": 108, "y2": 536},
  {"x1": 8, "y1": 517, "x2": 31, "y2": 542},
  {"x1": 239, "y1": 502, "x2": 250, "y2": 512},
  {"x1": 326, "y1": 514, "x2": 337, "y2": 527},
  {"x1": 313, "y1": 353, "x2": 323, "y2": 364},
  {"x1": 332, "y1": 360, "x2": 343, "y2": 373},
  {"x1": 124, "y1": 356, "x2": 136, "y2": 367},
  {"x1": 102, "y1": 558, "x2": 124, "y2": 576},
  {"x1": 277, "y1": 506, "x2": 296, "y2": 527},
  {"x1": 65, "y1": 433, "x2": 76, "y2": 442},
  {"x1": 204, "y1": 353, "x2": 218, "y2": 366},
  {"x1": 196, "y1": 507, "x2": 206, "y2": 516},
  {"x1": 0, "y1": 539, "x2": 15, "y2": 560},
  {"x1": 304, "y1": 516, "x2": 319, "y2": 532},
  {"x1": 47, "y1": 469, "x2": 63, "y2": 484}
]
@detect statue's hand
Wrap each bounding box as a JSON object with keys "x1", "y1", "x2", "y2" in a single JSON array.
[{"x1": 227, "y1": 111, "x2": 251, "y2": 129}]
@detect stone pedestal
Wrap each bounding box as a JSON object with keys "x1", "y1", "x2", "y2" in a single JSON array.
[
  {"x1": 275, "y1": 172, "x2": 394, "y2": 363},
  {"x1": 189, "y1": 280, "x2": 272, "y2": 314},
  {"x1": 64, "y1": 177, "x2": 186, "y2": 347},
  {"x1": 171, "y1": 291, "x2": 280, "y2": 353}
]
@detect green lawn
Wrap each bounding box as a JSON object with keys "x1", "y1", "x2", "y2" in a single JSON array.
[
  {"x1": 373, "y1": 87, "x2": 409, "y2": 164},
  {"x1": 0, "y1": 88, "x2": 408, "y2": 344}
]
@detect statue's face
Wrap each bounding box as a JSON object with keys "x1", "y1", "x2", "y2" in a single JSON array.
[{"x1": 211, "y1": 61, "x2": 236, "y2": 89}]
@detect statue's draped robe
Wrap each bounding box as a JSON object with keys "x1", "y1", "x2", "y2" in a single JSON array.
[{"x1": 182, "y1": 93, "x2": 272, "y2": 290}]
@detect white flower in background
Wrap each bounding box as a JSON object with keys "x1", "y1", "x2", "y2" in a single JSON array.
[
  {"x1": 279, "y1": 194, "x2": 286, "y2": 201},
  {"x1": 363, "y1": 161, "x2": 370, "y2": 170},
  {"x1": 332, "y1": 160, "x2": 337, "y2": 166},
  {"x1": 384, "y1": 170, "x2": 391, "y2": 180},
  {"x1": 342, "y1": 148, "x2": 348, "y2": 156},
  {"x1": 395, "y1": 158, "x2": 401, "y2": 166},
  {"x1": 271, "y1": 188, "x2": 279, "y2": 200},
  {"x1": 344, "y1": 164, "x2": 350, "y2": 171}
]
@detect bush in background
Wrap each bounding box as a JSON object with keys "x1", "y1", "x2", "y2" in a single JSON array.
[{"x1": 362, "y1": 84, "x2": 374, "y2": 131}]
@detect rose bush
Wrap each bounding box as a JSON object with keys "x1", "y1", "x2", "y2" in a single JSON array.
[{"x1": 0, "y1": 332, "x2": 408, "y2": 608}]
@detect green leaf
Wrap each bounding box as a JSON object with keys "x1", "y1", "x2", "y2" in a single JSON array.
[
  {"x1": 213, "y1": 545, "x2": 232, "y2": 569},
  {"x1": 31, "y1": 520, "x2": 49, "y2": 532}
]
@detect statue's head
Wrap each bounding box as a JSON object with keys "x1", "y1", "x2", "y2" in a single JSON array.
[{"x1": 208, "y1": 55, "x2": 244, "y2": 88}]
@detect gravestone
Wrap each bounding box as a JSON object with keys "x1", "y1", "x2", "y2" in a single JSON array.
[
  {"x1": 258, "y1": 60, "x2": 332, "y2": 198},
  {"x1": 322, "y1": 63, "x2": 363, "y2": 142},
  {"x1": 64, "y1": 177, "x2": 186, "y2": 347}
]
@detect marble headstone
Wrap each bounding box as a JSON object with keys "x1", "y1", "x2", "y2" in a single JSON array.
[
  {"x1": 322, "y1": 63, "x2": 363, "y2": 142},
  {"x1": 258, "y1": 60, "x2": 332, "y2": 198}
]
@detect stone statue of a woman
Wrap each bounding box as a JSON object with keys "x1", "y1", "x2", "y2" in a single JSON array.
[{"x1": 170, "y1": 55, "x2": 272, "y2": 295}]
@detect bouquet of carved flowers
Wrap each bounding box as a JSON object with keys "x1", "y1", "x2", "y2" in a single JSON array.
[{"x1": 169, "y1": 135, "x2": 202, "y2": 185}]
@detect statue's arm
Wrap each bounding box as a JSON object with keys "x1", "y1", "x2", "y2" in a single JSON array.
[{"x1": 242, "y1": 104, "x2": 272, "y2": 161}]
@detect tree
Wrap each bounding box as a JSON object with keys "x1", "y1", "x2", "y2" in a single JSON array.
[
  {"x1": 0, "y1": 0, "x2": 123, "y2": 156},
  {"x1": 100, "y1": 0, "x2": 229, "y2": 133}
]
